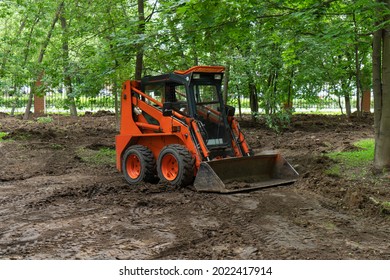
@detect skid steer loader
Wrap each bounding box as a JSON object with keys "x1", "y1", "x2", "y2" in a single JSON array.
[{"x1": 115, "y1": 66, "x2": 298, "y2": 193}]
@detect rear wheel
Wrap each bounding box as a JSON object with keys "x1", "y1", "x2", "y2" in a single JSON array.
[
  {"x1": 157, "y1": 144, "x2": 195, "y2": 187},
  {"x1": 122, "y1": 145, "x2": 156, "y2": 184}
]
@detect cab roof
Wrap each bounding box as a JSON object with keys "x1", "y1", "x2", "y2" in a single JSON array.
[{"x1": 174, "y1": 66, "x2": 225, "y2": 75}]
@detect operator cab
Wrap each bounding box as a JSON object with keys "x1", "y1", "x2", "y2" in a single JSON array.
[
  {"x1": 141, "y1": 74, "x2": 188, "y2": 114},
  {"x1": 140, "y1": 66, "x2": 235, "y2": 159},
  {"x1": 187, "y1": 72, "x2": 235, "y2": 157}
]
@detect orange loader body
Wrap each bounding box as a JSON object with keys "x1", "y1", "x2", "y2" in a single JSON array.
[{"x1": 116, "y1": 66, "x2": 298, "y2": 193}]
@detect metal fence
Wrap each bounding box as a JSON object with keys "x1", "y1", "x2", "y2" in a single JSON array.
[
  {"x1": 0, "y1": 90, "x2": 117, "y2": 114},
  {"x1": 0, "y1": 90, "x2": 372, "y2": 115},
  {"x1": 228, "y1": 92, "x2": 373, "y2": 114}
]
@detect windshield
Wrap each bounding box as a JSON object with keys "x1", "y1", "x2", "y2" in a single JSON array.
[
  {"x1": 191, "y1": 83, "x2": 230, "y2": 148},
  {"x1": 194, "y1": 84, "x2": 219, "y2": 105}
]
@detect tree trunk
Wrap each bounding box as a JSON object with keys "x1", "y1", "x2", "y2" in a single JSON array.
[
  {"x1": 113, "y1": 79, "x2": 120, "y2": 130},
  {"x1": 272, "y1": 70, "x2": 278, "y2": 114},
  {"x1": 345, "y1": 94, "x2": 352, "y2": 117},
  {"x1": 266, "y1": 72, "x2": 274, "y2": 115},
  {"x1": 134, "y1": 0, "x2": 145, "y2": 80},
  {"x1": 223, "y1": 64, "x2": 230, "y2": 105},
  {"x1": 237, "y1": 95, "x2": 242, "y2": 119},
  {"x1": 236, "y1": 85, "x2": 242, "y2": 119},
  {"x1": 60, "y1": 6, "x2": 77, "y2": 117},
  {"x1": 338, "y1": 95, "x2": 344, "y2": 115},
  {"x1": 24, "y1": 89, "x2": 34, "y2": 120},
  {"x1": 285, "y1": 69, "x2": 294, "y2": 110},
  {"x1": 341, "y1": 75, "x2": 353, "y2": 117},
  {"x1": 105, "y1": 5, "x2": 120, "y2": 129},
  {"x1": 24, "y1": 2, "x2": 64, "y2": 120},
  {"x1": 249, "y1": 82, "x2": 258, "y2": 121},
  {"x1": 374, "y1": 0, "x2": 390, "y2": 170},
  {"x1": 355, "y1": 42, "x2": 361, "y2": 115},
  {"x1": 373, "y1": 32, "x2": 382, "y2": 136},
  {"x1": 353, "y1": 12, "x2": 362, "y2": 116}
]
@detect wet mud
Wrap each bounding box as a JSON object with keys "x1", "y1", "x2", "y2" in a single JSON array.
[{"x1": 0, "y1": 113, "x2": 389, "y2": 259}]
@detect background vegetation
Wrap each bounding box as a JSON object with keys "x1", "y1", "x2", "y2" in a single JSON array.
[{"x1": 0, "y1": 0, "x2": 386, "y2": 118}]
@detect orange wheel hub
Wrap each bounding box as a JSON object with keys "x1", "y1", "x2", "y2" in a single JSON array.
[
  {"x1": 126, "y1": 154, "x2": 141, "y2": 179},
  {"x1": 161, "y1": 154, "x2": 179, "y2": 181}
]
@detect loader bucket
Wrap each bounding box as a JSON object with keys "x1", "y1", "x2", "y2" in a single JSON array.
[{"x1": 193, "y1": 153, "x2": 298, "y2": 193}]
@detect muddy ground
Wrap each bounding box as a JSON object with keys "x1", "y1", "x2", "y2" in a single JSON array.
[{"x1": 0, "y1": 112, "x2": 389, "y2": 260}]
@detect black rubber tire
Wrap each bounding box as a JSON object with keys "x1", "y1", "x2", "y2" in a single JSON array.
[
  {"x1": 122, "y1": 145, "x2": 156, "y2": 184},
  {"x1": 157, "y1": 144, "x2": 195, "y2": 187}
]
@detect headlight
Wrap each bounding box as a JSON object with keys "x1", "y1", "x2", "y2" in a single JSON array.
[
  {"x1": 214, "y1": 74, "x2": 222, "y2": 80},
  {"x1": 193, "y1": 73, "x2": 200, "y2": 79}
]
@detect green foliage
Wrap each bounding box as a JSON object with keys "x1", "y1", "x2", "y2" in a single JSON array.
[
  {"x1": 0, "y1": 0, "x2": 385, "y2": 115},
  {"x1": 263, "y1": 111, "x2": 292, "y2": 133}
]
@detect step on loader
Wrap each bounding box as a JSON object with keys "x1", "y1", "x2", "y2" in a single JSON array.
[{"x1": 116, "y1": 66, "x2": 298, "y2": 193}]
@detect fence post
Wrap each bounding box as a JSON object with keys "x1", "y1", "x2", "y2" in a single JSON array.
[
  {"x1": 34, "y1": 78, "x2": 45, "y2": 116},
  {"x1": 362, "y1": 90, "x2": 371, "y2": 113}
]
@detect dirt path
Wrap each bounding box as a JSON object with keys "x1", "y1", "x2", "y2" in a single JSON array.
[{"x1": 0, "y1": 113, "x2": 389, "y2": 259}]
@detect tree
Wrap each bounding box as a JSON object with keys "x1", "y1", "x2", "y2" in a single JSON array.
[
  {"x1": 24, "y1": 1, "x2": 64, "y2": 120},
  {"x1": 373, "y1": 0, "x2": 390, "y2": 171},
  {"x1": 135, "y1": 0, "x2": 145, "y2": 80},
  {"x1": 0, "y1": 0, "x2": 384, "y2": 129},
  {"x1": 60, "y1": 2, "x2": 77, "y2": 116}
]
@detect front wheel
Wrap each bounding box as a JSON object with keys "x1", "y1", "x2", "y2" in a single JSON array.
[
  {"x1": 122, "y1": 145, "x2": 156, "y2": 184},
  {"x1": 157, "y1": 144, "x2": 195, "y2": 187}
]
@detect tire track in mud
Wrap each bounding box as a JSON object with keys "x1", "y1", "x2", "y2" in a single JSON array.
[
  {"x1": 129, "y1": 200, "x2": 167, "y2": 217},
  {"x1": 327, "y1": 212, "x2": 390, "y2": 259},
  {"x1": 0, "y1": 215, "x2": 90, "y2": 259},
  {"x1": 3, "y1": 178, "x2": 179, "y2": 259},
  {"x1": 209, "y1": 195, "x2": 275, "y2": 259},
  {"x1": 0, "y1": 174, "x2": 126, "y2": 259},
  {"x1": 0, "y1": 174, "x2": 110, "y2": 207},
  {"x1": 80, "y1": 187, "x2": 192, "y2": 259},
  {"x1": 149, "y1": 190, "x2": 310, "y2": 259},
  {"x1": 204, "y1": 191, "x2": 323, "y2": 259},
  {"x1": 292, "y1": 192, "x2": 390, "y2": 259},
  {"x1": 118, "y1": 199, "x2": 186, "y2": 260},
  {"x1": 142, "y1": 192, "x2": 219, "y2": 259},
  {"x1": 0, "y1": 186, "x2": 101, "y2": 259},
  {"x1": 149, "y1": 192, "x2": 264, "y2": 259}
]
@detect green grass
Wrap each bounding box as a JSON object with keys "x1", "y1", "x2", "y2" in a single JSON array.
[
  {"x1": 328, "y1": 139, "x2": 374, "y2": 166},
  {"x1": 293, "y1": 110, "x2": 342, "y2": 115},
  {"x1": 380, "y1": 201, "x2": 390, "y2": 215},
  {"x1": 0, "y1": 132, "x2": 8, "y2": 141},
  {"x1": 326, "y1": 139, "x2": 374, "y2": 178},
  {"x1": 36, "y1": 116, "x2": 54, "y2": 123},
  {"x1": 77, "y1": 147, "x2": 116, "y2": 165},
  {"x1": 50, "y1": 143, "x2": 64, "y2": 150},
  {"x1": 325, "y1": 164, "x2": 342, "y2": 177}
]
